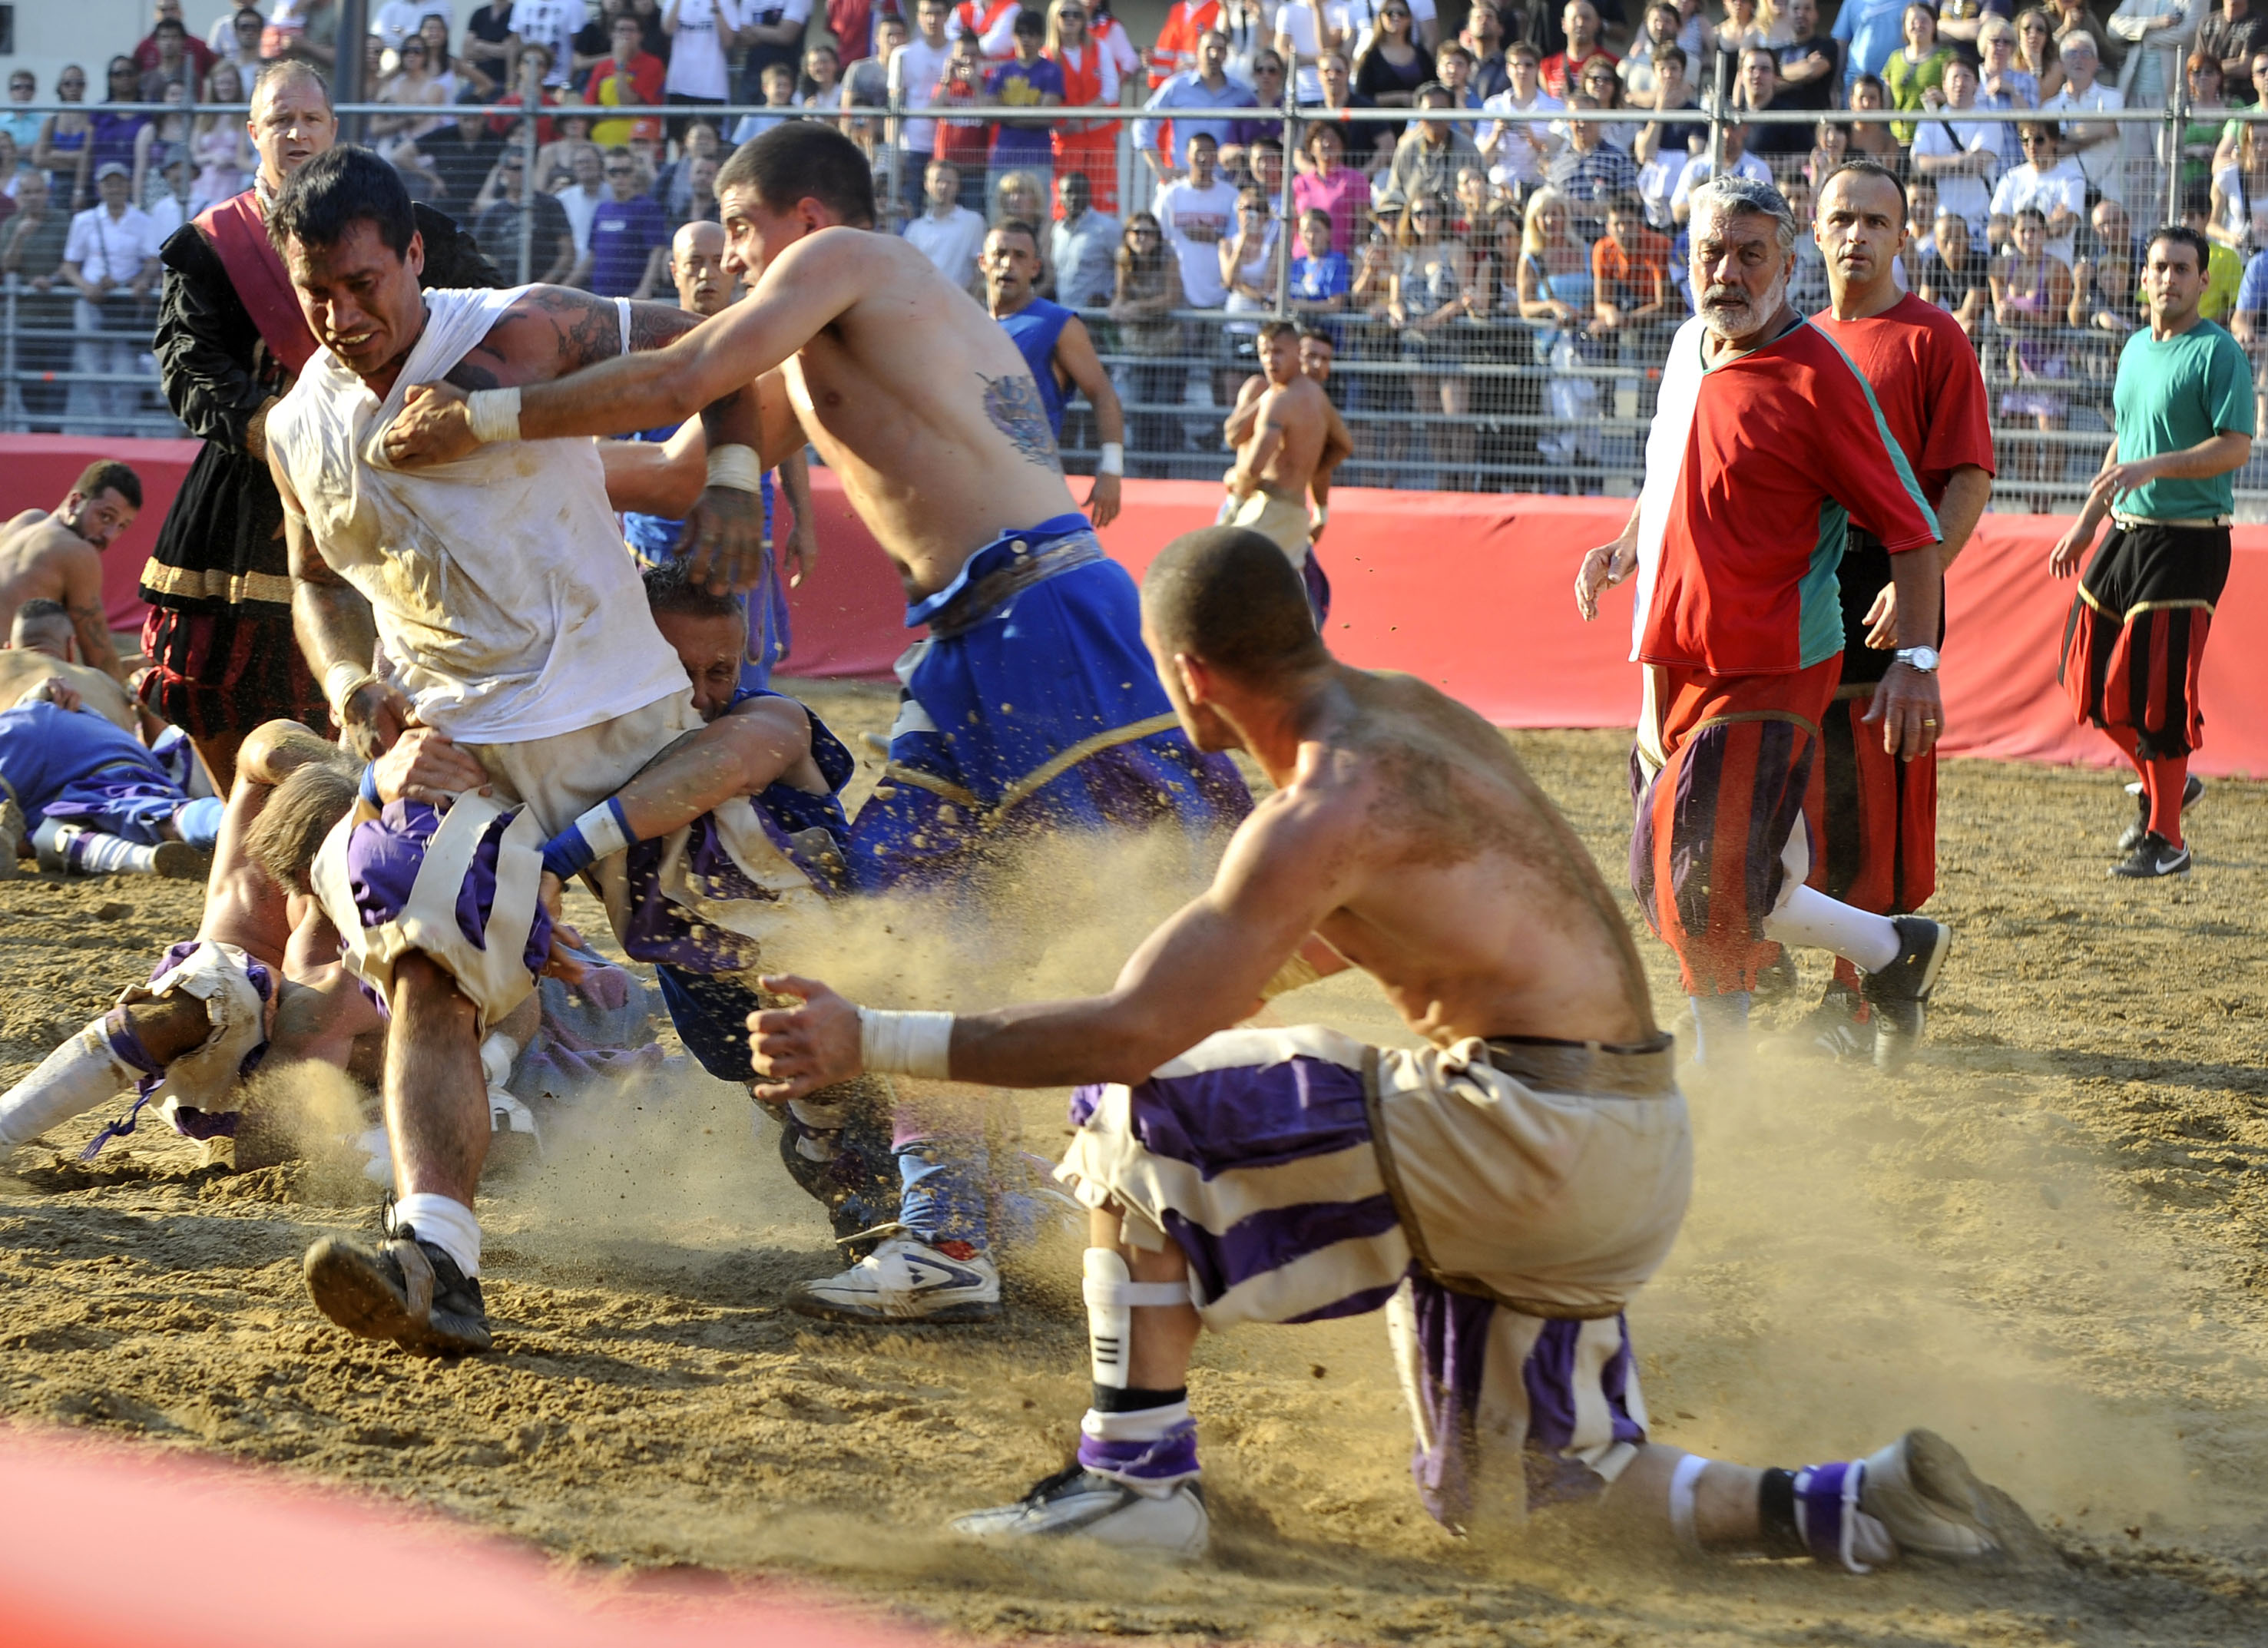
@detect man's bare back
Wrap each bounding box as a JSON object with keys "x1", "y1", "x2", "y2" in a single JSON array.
[
  {"x1": 748, "y1": 530, "x2": 1655, "y2": 1101},
  {"x1": 383, "y1": 194, "x2": 1082, "y2": 600},
  {"x1": 0, "y1": 512, "x2": 121, "y2": 682},
  {"x1": 1230, "y1": 373, "x2": 1333, "y2": 507}
]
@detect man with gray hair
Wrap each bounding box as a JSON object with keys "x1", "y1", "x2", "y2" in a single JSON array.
[
  {"x1": 1572, "y1": 174, "x2": 1956, "y2": 1074},
  {"x1": 2041, "y1": 32, "x2": 2128, "y2": 204}
]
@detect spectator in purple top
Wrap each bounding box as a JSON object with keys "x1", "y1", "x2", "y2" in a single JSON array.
[
  {"x1": 582, "y1": 144, "x2": 670, "y2": 296},
  {"x1": 986, "y1": 9, "x2": 1066, "y2": 175}
]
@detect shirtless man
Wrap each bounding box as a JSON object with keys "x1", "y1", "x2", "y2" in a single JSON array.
[
  {"x1": 264, "y1": 145, "x2": 884, "y2": 1353},
  {"x1": 1219, "y1": 320, "x2": 1353, "y2": 624},
  {"x1": 749, "y1": 527, "x2": 2041, "y2": 1569},
  {"x1": 386, "y1": 121, "x2": 1250, "y2": 1322},
  {"x1": 0, "y1": 462, "x2": 141, "y2": 683},
  {"x1": 0, "y1": 712, "x2": 385, "y2": 1157}
]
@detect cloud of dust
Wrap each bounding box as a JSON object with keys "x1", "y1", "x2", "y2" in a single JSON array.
[{"x1": 1637, "y1": 1047, "x2": 2221, "y2": 1538}]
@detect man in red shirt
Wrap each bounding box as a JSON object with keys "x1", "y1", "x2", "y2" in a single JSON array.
[
  {"x1": 1147, "y1": 0, "x2": 1226, "y2": 88},
  {"x1": 1796, "y1": 160, "x2": 1995, "y2": 1061},
  {"x1": 134, "y1": 1, "x2": 219, "y2": 86},
  {"x1": 1541, "y1": 0, "x2": 1617, "y2": 98},
  {"x1": 1574, "y1": 174, "x2": 1952, "y2": 1075},
  {"x1": 584, "y1": 12, "x2": 670, "y2": 147}
]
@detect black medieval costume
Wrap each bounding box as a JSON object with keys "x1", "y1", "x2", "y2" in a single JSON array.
[{"x1": 137, "y1": 186, "x2": 502, "y2": 745}]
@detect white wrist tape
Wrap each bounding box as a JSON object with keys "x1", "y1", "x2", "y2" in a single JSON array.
[
  {"x1": 324, "y1": 660, "x2": 376, "y2": 716},
  {"x1": 570, "y1": 799, "x2": 632, "y2": 862},
  {"x1": 465, "y1": 386, "x2": 521, "y2": 445},
  {"x1": 705, "y1": 442, "x2": 763, "y2": 491},
  {"x1": 1312, "y1": 504, "x2": 1329, "y2": 525},
  {"x1": 1098, "y1": 440, "x2": 1125, "y2": 477},
  {"x1": 857, "y1": 1007, "x2": 955, "y2": 1079}
]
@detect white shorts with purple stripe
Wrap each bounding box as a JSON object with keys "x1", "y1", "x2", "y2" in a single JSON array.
[{"x1": 1060, "y1": 1024, "x2": 1691, "y2": 1532}]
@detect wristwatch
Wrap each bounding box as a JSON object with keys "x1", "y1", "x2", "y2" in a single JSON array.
[{"x1": 1894, "y1": 646, "x2": 1941, "y2": 673}]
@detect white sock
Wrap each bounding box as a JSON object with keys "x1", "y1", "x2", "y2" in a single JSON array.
[
  {"x1": 31, "y1": 819, "x2": 156, "y2": 875},
  {"x1": 392, "y1": 1191, "x2": 482, "y2": 1278},
  {"x1": 0, "y1": 1024, "x2": 140, "y2": 1147},
  {"x1": 1763, "y1": 885, "x2": 1900, "y2": 973}
]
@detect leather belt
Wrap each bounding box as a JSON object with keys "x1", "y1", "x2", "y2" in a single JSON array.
[{"x1": 925, "y1": 534, "x2": 1105, "y2": 640}]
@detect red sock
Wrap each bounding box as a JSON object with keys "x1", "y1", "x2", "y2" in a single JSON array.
[
  {"x1": 2145, "y1": 755, "x2": 2189, "y2": 847},
  {"x1": 2104, "y1": 723, "x2": 2146, "y2": 776}
]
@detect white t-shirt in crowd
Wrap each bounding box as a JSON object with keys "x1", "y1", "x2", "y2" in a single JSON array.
[
  {"x1": 373, "y1": 2, "x2": 455, "y2": 51},
  {"x1": 508, "y1": 0, "x2": 584, "y2": 86},
  {"x1": 1479, "y1": 88, "x2": 1564, "y2": 187},
  {"x1": 904, "y1": 203, "x2": 990, "y2": 289},
  {"x1": 1989, "y1": 158, "x2": 2088, "y2": 263},
  {"x1": 1154, "y1": 174, "x2": 1240, "y2": 307},
  {"x1": 65, "y1": 204, "x2": 164, "y2": 284},
  {"x1": 664, "y1": 0, "x2": 743, "y2": 99},
  {"x1": 889, "y1": 36, "x2": 955, "y2": 154},
  {"x1": 2039, "y1": 80, "x2": 2127, "y2": 199},
  {"x1": 1669, "y1": 148, "x2": 1770, "y2": 217},
  {"x1": 1276, "y1": 2, "x2": 1351, "y2": 98},
  {"x1": 555, "y1": 181, "x2": 604, "y2": 254},
  {"x1": 1909, "y1": 116, "x2": 2001, "y2": 236}
]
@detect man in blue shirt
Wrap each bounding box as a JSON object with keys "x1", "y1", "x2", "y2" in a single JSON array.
[
  {"x1": 986, "y1": 9, "x2": 1065, "y2": 174},
  {"x1": 1133, "y1": 29, "x2": 1259, "y2": 181},
  {"x1": 1831, "y1": 0, "x2": 1912, "y2": 86},
  {"x1": 2051, "y1": 224, "x2": 2256, "y2": 877},
  {"x1": 583, "y1": 146, "x2": 671, "y2": 298},
  {"x1": 981, "y1": 220, "x2": 1125, "y2": 523},
  {"x1": 0, "y1": 673, "x2": 216, "y2": 877}
]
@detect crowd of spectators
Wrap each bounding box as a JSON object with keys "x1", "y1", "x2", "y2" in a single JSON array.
[{"x1": 6, "y1": 0, "x2": 2268, "y2": 487}]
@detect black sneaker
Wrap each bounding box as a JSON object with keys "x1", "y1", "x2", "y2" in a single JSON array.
[
  {"x1": 1780, "y1": 983, "x2": 1869, "y2": 1062},
  {"x1": 2118, "y1": 775, "x2": 2204, "y2": 852},
  {"x1": 303, "y1": 1225, "x2": 492, "y2": 1355},
  {"x1": 2111, "y1": 832, "x2": 2191, "y2": 879},
  {"x1": 1859, "y1": 917, "x2": 1951, "y2": 1075},
  {"x1": 1753, "y1": 948, "x2": 1800, "y2": 1002}
]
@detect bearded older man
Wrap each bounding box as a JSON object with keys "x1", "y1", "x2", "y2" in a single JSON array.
[{"x1": 1574, "y1": 174, "x2": 1955, "y2": 1074}]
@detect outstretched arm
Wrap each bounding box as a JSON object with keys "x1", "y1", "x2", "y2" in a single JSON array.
[
  {"x1": 1053, "y1": 315, "x2": 1124, "y2": 526},
  {"x1": 383, "y1": 232, "x2": 872, "y2": 460},
  {"x1": 749, "y1": 789, "x2": 1359, "y2": 1099}
]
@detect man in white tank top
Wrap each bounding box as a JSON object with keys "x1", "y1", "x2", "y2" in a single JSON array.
[{"x1": 263, "y1": 146, "x2": 834, "y2": 1356}]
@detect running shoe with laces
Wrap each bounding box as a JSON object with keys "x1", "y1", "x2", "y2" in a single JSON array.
[
  {"x1": 2118, "y1": 775, "x2": 2205, "y2": 852},
  {"x1": 1774, "y1": 983, "x2": 1869, "y2": 1062},
  {"x1": 1859, "y1": 916, "x2": 1950, "y2": 1074},
  {"x1": 2111, "y1": 831, "x2": 2191, "y2": 879},
  {"x1": 303, "y1": 1223, "x2": 492, "y2": 1355},
  {"x1": 950, "y1": 1464, "x2": 1210, "y2": 1557},
  {"x1": 1855, "y1": 1428, "x2": 2051, "y2": 1566},
  {"x1": 786, "y1": 1235, "x2": 1002, "y2": 1323}
]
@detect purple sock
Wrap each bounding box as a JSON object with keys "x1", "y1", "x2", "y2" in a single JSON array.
[{"x1": 1078, "y1": 1401, "x2": 1200, "y2": 1488}]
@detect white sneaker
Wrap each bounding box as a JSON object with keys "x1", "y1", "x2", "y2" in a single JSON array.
[
  {"x1": 951, "y1": 1465, "x2": 1210, "y2": 1558},
  {"x1": 786, "y1": 1236, "x2": 1002, "y2": 1323},
  {"x1": 1858, "y1": 1429, "x2": 2048, "y2": 1564}
]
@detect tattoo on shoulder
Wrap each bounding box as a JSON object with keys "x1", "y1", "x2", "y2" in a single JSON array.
[
  {"x1": 445, "y1": 286, "x2": 661, "y2": 391},
  {"x1": 978, "y1": 371, "x2": 1064, "y2": 472}
]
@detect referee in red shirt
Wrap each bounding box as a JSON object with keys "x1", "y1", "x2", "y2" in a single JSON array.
[{"x1": 1792, "y1": 160, "x2": 1996, "y2": 1060}]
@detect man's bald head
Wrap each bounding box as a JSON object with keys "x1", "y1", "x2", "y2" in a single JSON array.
[
  {"x1": 670, "y1": 219, "x2": 733, "y2": 316},
  {"x1": 1143, "y1": 528, "x2": 1327, "y2": 685}
]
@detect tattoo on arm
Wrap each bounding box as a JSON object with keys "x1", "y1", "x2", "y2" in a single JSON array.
[
  {"x1": 439, "y1": 287, "x2": 707, "y2": 393},
  {"x1": 69, "y1": 600, "x2": 121, "y2": 672},
  {"x1": 979, "y1": 371, "x2": 1064, "y2": 472}
]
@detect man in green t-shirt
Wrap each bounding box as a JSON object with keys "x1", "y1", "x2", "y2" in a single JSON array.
[{"x1": 2051, "y1": 223, "x2": 2255, "y2": 879}]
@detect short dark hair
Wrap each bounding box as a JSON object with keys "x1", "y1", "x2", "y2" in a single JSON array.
[
  {"x1": 243, "y1": 757, "x2": 359, "y2": 896},
  {"x1": 1821, "y1": 157, "x2": 1908, "y2": 221},
  {"x1": 73, "y1": 459, "x2": 141, "y2": 508},
  {"x1": 1296, "y1": 323, "x2": 1334, "y2": 346},
  {"x1": 641, "y1": 557, "x2": 743, "y2": 622},
  {"x1": 12, "y1": 597, "x2": 68, "y2": 627},
  {"x1": 1258, "y1": 317, "x2": 1298, "y2": 345},
  {"x1": 992, "y1": 217, "x2": 1041, "y2": 251},
  {"x1": 1014, "y1": 6, "x2": 1046, "y2": 31},
  {"x1": 154, "y1": 16, "x2": 186, "y2": 35},
  {"x1": 716, "y1": 121, "x2": 876, "y2": 227},
  {"x1": 1655, "y1": 43, "x2": 1688, "y2": 69},
  {"x1": 270, "y1": 144, "x2": 416, "y2": 260},
  {"x1": 2147, "y1": 222, "x2": 2212, "y2": 269},
  {"x1": 1143, "y1": 528, "x2": 1328, "y2": 681}
]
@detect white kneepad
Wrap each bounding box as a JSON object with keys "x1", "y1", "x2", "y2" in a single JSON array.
[{"x1": 1083, "y1": 1248, "x2": 1195, "y2": 1389}]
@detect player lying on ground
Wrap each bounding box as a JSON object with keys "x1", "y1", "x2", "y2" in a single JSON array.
[
  {"x1": 0, "y1": 673, "x2": 217, "y2": 879},
  {"x1": 0, "y1": 718, "x2": 384, "y2": 1156},
  {"x1": 750, "y1": 528, "x2": 2044, "y2": 1568}
]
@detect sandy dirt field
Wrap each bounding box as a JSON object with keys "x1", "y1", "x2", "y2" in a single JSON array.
[{"x1": 4, "y1": 678, "x2": 2267, "y2": 1646}]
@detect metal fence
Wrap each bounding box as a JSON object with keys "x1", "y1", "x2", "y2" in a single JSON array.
[{"x1": 8, "y1": 88, "x2": 2268, "y2": 514}]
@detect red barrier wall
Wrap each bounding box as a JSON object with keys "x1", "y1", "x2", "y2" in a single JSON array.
[{"x1": 8, "y1": 435, "x2": 2262, "y2": 777}]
